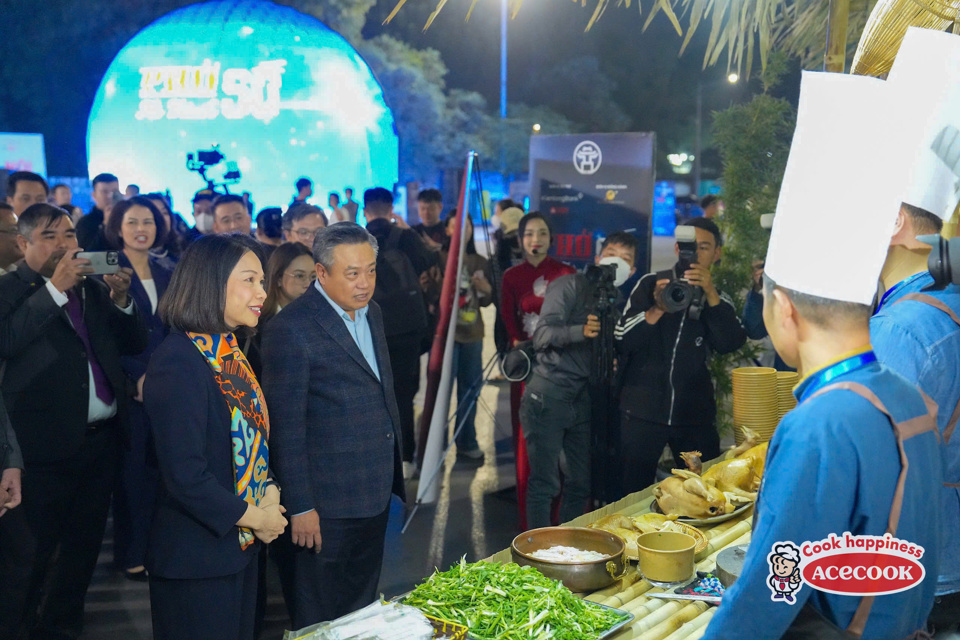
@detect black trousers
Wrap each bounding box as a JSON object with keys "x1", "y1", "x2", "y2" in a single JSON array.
[
  {"x1": 620, "y1": 413, "x2": 720, "y2": 495},
  {"x1": 150, "y1": 555, "x2": 258, "y2": 640},
  {"x1": 386, "y1": 331, "x2": 422, "y2": 463},
  {"x1": 112, "y1": 401, "x2": 158, "y2": 571},
  {"x1": 0, "y1": 425, "x2": 119, "y2": 640},
  {"x1": 291, "y1": 508, "x2": 390, "y2": 630}
]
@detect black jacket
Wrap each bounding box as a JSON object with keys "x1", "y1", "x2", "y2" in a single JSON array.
[
  {"x1": 615, "y1": 268, "x2": 746, "y2": 427},
  {"x1": 0, "y1": 264, "x2": 148, "y2": 463},
  {"x1": 143, "y1": 333, "x2": 258, "y2": 579}
]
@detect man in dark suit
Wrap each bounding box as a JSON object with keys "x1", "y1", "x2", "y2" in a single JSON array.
[
  {"x1": 0, "y1": 203, "x2": 147, "y2": 639},
  {"x1": 262, "y1": 223, "x2": 405, "y2": 629}
]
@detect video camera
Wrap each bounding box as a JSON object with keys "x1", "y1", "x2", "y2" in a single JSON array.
[
  {"x1": 920, "y1": 234, "x2": 960, "y2": 288},
  {"x1": 186, "y1": 145, "x2": 242, "y2": 194},
  {"x1": 585, "y1": 262, "x2": 621, "y2": 386},
  {"x1": 656, "y1": 225, "x2": 705, "y2": 320}
]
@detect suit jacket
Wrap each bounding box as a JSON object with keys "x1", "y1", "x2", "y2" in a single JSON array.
[
  {"x1": 143, "y1": 332, "x2": 258, "y2": 579},
  {"x1": 116, "y1": 252, "x2": 173, "y2": 382},
  {"x1": 0, "y1": 264, "x2": 147, "y2": 463},
  {"x1": 261, "y1": 286, "x2": 405, "y2": 518}
]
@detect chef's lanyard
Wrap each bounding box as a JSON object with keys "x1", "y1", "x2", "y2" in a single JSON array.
[
  {"x1": 798, "y1": 351, "x2": 878, "y2": 403},
  {"x1": 876, "y1": 272, "x2": 928, "y2": 313}
]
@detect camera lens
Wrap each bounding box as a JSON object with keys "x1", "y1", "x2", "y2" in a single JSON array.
[{"x1": 669, "y1": 287, "x2": 686, "y2": 304}]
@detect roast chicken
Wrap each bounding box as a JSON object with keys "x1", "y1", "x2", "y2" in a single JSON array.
[
  {"x1": 654, "y1": 427, "x2": 769, "y2": 517},
  {"x1": 589, "y1": 513, "x2": 689, "y2": 556},
  {"x1": 653, "y1": 469, "x2": 734, "y2": 519}
]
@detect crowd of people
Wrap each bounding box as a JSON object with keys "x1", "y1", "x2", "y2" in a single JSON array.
[{"x1": 2, "y1": 47, "x2": 960, "y2": 638}]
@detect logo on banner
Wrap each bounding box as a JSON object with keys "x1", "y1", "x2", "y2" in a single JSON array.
[
  {"x1": 573, "y1": 141, "x2": 602, "y2": 175},
  {"x1": 768, "y1": 534, "x2": 926, "y2": 604}
]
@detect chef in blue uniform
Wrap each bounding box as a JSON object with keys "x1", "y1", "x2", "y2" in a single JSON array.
[
  {"x1": 870, "y1": 28, "x2": 960, "y2": 632},
  {"x1": 703, "y1": 72, "x2": 941, "y2": 640}
]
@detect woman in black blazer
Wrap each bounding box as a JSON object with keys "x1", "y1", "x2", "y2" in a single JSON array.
[
  {"x1": 144, "y1": 234, "x2": 286, "y2": 640},
  {"x1": 104, "y1": 197, "x2": 174, "y2": 581}
]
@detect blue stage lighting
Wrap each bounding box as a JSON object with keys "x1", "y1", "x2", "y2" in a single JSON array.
[{"x1": 87, "y1": 0, "x2": 398, "y2": 223}]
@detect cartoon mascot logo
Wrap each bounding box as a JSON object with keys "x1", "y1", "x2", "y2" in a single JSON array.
[{"x1": 768, "y1": 542, "x2": 803, "y2": 604}]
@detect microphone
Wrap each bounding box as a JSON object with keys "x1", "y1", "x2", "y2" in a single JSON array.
[{"x1": 531, "y1": 248, "x2": 540, "y2": 255}]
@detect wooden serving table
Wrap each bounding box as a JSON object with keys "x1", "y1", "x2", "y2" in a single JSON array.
[{"x1": 485, "y1": 470, "x2": 754, "y2": 640}]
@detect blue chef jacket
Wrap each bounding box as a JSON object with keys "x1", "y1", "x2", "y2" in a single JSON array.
[
  {"x1": 872, "y1": 271, "x2": 960, "y2": 595},
  {"x1": 703, "y1": 352, "x2": 941, "y2": 640}
]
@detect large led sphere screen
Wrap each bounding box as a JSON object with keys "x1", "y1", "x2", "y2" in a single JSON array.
[{"x1": 87, "y1": 0, "x2": 398, "y2": 221}]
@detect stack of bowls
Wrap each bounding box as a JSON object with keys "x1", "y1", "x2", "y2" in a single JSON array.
[
  {"x1": 776, "y1": 371, "x2": 800, "y2": 420},
  {"x1": 732, "y1": 367, "x2": 779, "y2": 444}
]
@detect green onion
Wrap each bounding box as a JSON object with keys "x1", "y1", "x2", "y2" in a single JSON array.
[{"x1": 404, "y1": 559, "x2": 627, "y2": 640}]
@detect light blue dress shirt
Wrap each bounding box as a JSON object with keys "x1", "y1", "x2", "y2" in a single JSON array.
[{"x1": 315, "y1": 280, "x2": 380, "y2": 381}]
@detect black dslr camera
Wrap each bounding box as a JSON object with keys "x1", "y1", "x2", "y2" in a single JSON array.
[
  {"x1": 920, "y1": 234, "x2": 960, "y2": 288},
  {"x1": 585, "y1": 262, "x2": 620, "y2": 386},
  {"x1": 656, "y1": 225, "x2": 705, "y2": 320},
  {"x1": 186, "y1": 144, "x2": 242, "y2": 193}
]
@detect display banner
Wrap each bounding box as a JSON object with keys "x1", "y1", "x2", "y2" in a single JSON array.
[{"x1": 529, "y1": 133, "x2": 656, "y2": 273}]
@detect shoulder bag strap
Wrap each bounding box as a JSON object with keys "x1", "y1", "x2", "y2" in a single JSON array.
[{"x1": 806, "y1": 380, "x2": 937, "y2": 638}]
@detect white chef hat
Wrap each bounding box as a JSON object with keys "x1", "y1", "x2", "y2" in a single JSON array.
[
  {"x1": 765, "y1": 71, "x2": 910, "y2": 305},
  {"x1": 887, "y1": 27, "x2": 960, "y2": 220}
]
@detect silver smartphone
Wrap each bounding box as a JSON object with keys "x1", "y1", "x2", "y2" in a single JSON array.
[{"x1": 76, "y1": 251, "x2": 121, "y2": 275}]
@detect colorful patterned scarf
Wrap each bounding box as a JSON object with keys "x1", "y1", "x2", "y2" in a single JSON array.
[{"x1": 188, "y1": 332, "x2": 270, "y2": 550}]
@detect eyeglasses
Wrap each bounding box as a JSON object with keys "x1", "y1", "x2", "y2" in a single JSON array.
[
  {"x1": 294, "y1": 228, "x2": 321, "y2": 240},
  {"x1": 284, "y1": 271, "x2": 316, "y2": 283}
]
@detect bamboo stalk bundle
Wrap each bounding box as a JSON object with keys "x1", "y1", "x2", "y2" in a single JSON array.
[
  {"x1": 683, "y1": 625, "x2": 710, "y2": 640},
  {"x1": 631, "y1": 601, "x2": 712, "y2": 640},
  {"x1": 617, "y1": 601, "x2": 686, "y2": 637},
  {"x1": 600, "y1": 579, "x2": 654, "y2": 607},
  {"x1": 662, "y1": 607, "x2": 716, "y2": 640},
  {"x1": 622, "y1": 595, "x2": 666, "y2": 617},
  {"x1": 698, "y1": 518, "x2": 753, "y2": 559}
]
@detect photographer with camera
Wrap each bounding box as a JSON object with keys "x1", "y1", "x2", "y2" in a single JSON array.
[
  {"x1": 520, "y1": 232, "x2": 638, "y2": 529},
  {"x1": 615, "y1": 218, "x2": 745, "y2": 493}
]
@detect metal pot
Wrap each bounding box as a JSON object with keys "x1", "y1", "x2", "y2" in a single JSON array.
[{"x1": 511, "y1": 527, "x2": 626, "y2": 593}]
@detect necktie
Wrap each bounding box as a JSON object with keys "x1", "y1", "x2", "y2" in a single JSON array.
[{"x1": 64, "y1": 288, "x2": 115, "y2": 406}]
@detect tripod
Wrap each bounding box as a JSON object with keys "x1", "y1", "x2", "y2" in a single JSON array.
[{"x1": 402, "y1": 350, "x2": 503, "y2": 533}]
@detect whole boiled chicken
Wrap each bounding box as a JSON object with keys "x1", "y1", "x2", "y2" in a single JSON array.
[
  {"x1": 654, "y1": 469, "x2": 733, "y2": 519},
  {"x1": 678, "y1": 437, "x2": 769, "y2": 501}
]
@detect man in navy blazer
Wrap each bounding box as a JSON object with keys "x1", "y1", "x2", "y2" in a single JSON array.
[{"x1": 262, "y1": 223, "x2": 405, "y2": 628}]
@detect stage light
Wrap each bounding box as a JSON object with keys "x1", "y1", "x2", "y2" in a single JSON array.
[{"x1": 87, "y1": 0, "x2": 398, "y2": 223}]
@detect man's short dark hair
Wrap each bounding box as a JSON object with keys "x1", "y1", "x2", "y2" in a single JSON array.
[
  {"x1": 256, "y1": 208, "x2": 284, "y2": 239},
  {"x1": 105, "y1": 196, "x2": 167, "y2": 250},
  {"x1": 296, "y1": 178, "x2": 312, "y2": 191},
  {"x1": 159, "y1": 234, "x2": 264, "y2": 334},
  {"x1": 312, "y1": 222, "x2": 379, "y2": 269},
  {"x1": 763, "y1": 274, "x2": 871, "y2": 328},
  {"x1": 517, "y1": 211, "x2": 552, "y2": 241},
  {"x1": 498, "y1": 198, "x2": 519, "y2": 211},
  {"x1": 901, "y1": 203, "x2": 944, "y2": 235},
  {"x1": 685, "y1": 217, "x2": 723, "y2": 247},
  {"x1": 417, "y1": 188, "x2": 442, "y2": 204},
  {"x1": 328, "y1": 192, "x2": 340, "y2": 204},
  {"x1": 193, "y1": 190, "x2": 214, "y2": 203},
  {"x1": 52, "y1": 183, "x2": 70, "y2": 194},
  {"x1": 283, "y1": 204, "x2": 328, "y2": 231},
  {"x1": 701, "y1": 195, "x2": 719, "y2": 210},
  {"x1": 344, "y1": 187, "x2": 354, "y2": 195},
  {"x1": 7, "y1": 172, "x2": 49, "y2": 198},
  {"x1": 18, "y1": 203, "x2": 69, "y2": 238},
  {"x1": 92, "y1": 173, "x2": 119, "y2": 188},
  {"x1": 212, "y1": 194, "x2": 246, "y2": 213},
  {"x1": 601, "y1": 231, "x2": 640, "y2": 266},
  {"x1": 363, "y1": 187, "x2": 394, "y2": 218}
]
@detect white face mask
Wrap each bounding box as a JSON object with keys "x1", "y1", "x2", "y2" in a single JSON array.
[
  {"x1": 598, "y1": 256, "x2": 632, "y2": 288},
  {"x1": 195, "y1": 213, "x2": 214, "y2": 233}
]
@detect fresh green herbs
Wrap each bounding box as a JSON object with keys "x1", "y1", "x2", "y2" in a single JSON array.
[{"x1": 404, "y1": 558, "x2": 628, "y2": 640}]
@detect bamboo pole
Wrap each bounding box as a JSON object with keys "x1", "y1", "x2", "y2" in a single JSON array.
[
  {"x1": 631, "y1": 601, "x2": 712, "y2": 640},
  {"x1": 617, "y1": 601, "x2": 686, "y2": 637},
  {"x1": 824, "y1": 0, "x2": 851, "y2": 72},
  {"x1": 662, "y1": 608, "x2": 716, "y2": 640}
]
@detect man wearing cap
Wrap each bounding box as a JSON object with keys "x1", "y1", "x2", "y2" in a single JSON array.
[
  {"x1": 703, "y1": 73, "x2": 940, "y2": 639},
  {"x1": 869, "y1": 27, "x2": 960, "y2": 633}
]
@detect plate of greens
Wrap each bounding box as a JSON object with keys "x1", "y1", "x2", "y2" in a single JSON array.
[{"x1": 403, "y1": 558, "x2": 634, "y2": 640}]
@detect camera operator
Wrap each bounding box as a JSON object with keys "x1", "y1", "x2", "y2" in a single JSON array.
[
  {"x1": 520, "y1": 232, "x2": 637, "y2": 529},
  {"x1": 616, "y1": 218, "x2": 745, "y2": 493}
]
